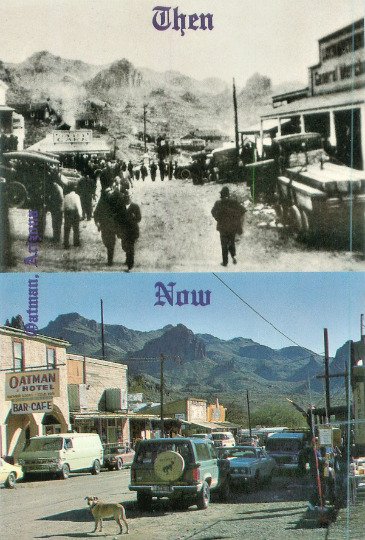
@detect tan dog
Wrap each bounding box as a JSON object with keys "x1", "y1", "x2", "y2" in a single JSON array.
[{"x1": 85, "y1": 496, "x2": 129, "y2": 535}]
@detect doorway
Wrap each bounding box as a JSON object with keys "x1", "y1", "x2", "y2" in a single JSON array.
[{"x1": 334, "y1": 108, "x2": 362, "y2": 169}]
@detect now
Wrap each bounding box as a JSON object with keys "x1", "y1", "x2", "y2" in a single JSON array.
[{"x1": 154, "y1": 281, "x2": 211, "y2": 307}]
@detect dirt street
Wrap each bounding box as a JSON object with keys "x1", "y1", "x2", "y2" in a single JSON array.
[
  {"x1": 7, "y1": 176, "x2": 364, "y2": 272},
  {"x1": 0, "y1": 468, "x2": 336, "y2": 540}
]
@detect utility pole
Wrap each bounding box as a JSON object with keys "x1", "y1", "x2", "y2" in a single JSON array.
[
  {"x1": 143, "y1": 104, "x2": 148, "y2": 152},
  {"x1": 127, "y1": 354, "x2": 182, "y2": 438},
  {"x1": 246, "y1": 390, "x2": 252, "y2": 437},
  {"x1": 160, "y1": 354, "x2": 165, "y2": 437},
  {"x1": 100, "y1": 299, "x2": 105, "y2": 360},
  {"x1": 324, "y1": 328, "x2": 330, "y2": 422},
  {"x1": 233, "y1": 78, "x2": 239, "y2": 158}
]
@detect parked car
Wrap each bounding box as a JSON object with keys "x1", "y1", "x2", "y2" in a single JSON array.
[
  {"x1": 211, "y1": 432, "x2": 236, "y2": 448},
  {"x1": 266, "y1": 432, "x2": 309, "y2": 473},
  {"x1": 103, "y1": 445, "x2": 135, "y2": 470},
  {"x1": 218, "y1": 446, "x2": 276, "y2": 488},
  {"x1": 129, "y1": 437, "x2": 230, "y2": 511},
  {"x1": 189, "y1": 433, "x2": 213, "y2": 441},
  {"x1": 18, "y1": 433, "x2": 104, "y2": 479},
  {"x1": 0, "y1": 457, "x2": 23, "y2": 488},
  {"x1": 246, "y1": 132, "x2": 365, "y2": 246}
]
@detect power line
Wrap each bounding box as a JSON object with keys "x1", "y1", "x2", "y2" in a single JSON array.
[{"x1": 212, "y1": 273, "x2": 321, "y2": 355}]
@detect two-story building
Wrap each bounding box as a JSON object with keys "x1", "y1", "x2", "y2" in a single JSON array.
[
  {"x1": 257, "y1": 18, "x2": 365, "y2": 170},
  {"x1": 0, "y1": 326, "x2": 131, "y2": 460}
]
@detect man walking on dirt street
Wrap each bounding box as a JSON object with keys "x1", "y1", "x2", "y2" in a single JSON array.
[
  {"x1": 120, "y1": 191, "x2": 141, "y2": 271},
  {"x1": 150, "y1": 161, "x2": 157, "y2": 182},
  {"x1": 94, "y1": 187, "x2": 126, "y2": 266},
  {"x1": 141, "y1": 164, "x2": 148, "y2": 181},
  {"x1": 78, "y1": 174, "x2": 95, "y2": 220},
  {"x1": 211, "y1": 186, "x2": 245, "y2": 267},
  {"x1": 63, "y1": 184, "x2": 83, "y2": 249}
]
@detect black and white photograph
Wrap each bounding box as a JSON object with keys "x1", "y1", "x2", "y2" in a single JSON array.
[{"x1": 0, "y1": 0, "x2": 364, "y2": 272}]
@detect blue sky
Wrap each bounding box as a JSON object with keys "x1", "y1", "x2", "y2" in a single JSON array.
[{"x1": 0, "y1": 272, "x2": 363, "y2": 356}]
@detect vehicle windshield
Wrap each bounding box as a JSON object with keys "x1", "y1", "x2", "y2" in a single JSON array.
[
  {"x1": 225, "y1": 448, "x2": 257, "y2": 459},
  {"x1": 24, "y1": 438, "x2": 63, "y2": 452},
  {"x1": 212, "y1": 433, "x2": 230, "y2": 440},
  {"x1": 266, "y1": 439, "x2": 302, "y2": 452},
  {"x1": 136, "y1": 441, "x2": 193, "y2": 465}
]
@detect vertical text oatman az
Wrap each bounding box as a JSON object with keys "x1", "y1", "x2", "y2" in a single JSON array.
[
  {"x1": 152, "y1": 6, "x2": 214, "y2": 36},
  {"x1": 154, "y1": 281, "x2": 211, "y2": 306},
  {"x1": 25, "y1": 275, "x2": 39, "y2": 335}
]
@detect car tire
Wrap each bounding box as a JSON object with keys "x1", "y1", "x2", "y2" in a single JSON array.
[
  {"x1": 116, "y1": 457, "x2": 123, "y2": 471},
  {"x1": 137, "y1": 492, "x2": 152, "y2": 511},
  {"x1": 5, "y1": 472, "x2": 16, "y2": 488},
  {"x1": 59, "y1": 464, "x2": 70, "y2": 480},
  {"x1": 180, "y1": 168, "x2": 191, "y2": 180},
  {"x1": 196, "y1": 481, "x2": 210, "y2": 510},
  {"x1": 266, "y1": 471, "x2": 274, "y2": 485},
  {"x1": 91, "y1": 459, "x2": 101, "y2": 475},
  {"x1": 7, "y1": 182, "x2": 28, "y2": 208},
  {"x1": 253, "y1": 471, "x2": 261, "y2": 489}
]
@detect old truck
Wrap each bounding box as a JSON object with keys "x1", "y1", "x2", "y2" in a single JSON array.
[{"x1": 245, "y1": 132, "x2": 365, "y2": 247}]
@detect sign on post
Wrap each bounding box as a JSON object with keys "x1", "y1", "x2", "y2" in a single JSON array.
[
  {"x1": 5, "y1": 369, "x2": 60, "y2": 402},
  {"x1": 318, "y1": 426, "x2": 333, "y2": 447}
]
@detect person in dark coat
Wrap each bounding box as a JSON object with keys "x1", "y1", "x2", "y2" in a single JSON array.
[
  {"x1": 140, "y1": 164, "x2": 148, "y2": 181},
  {"x1": 48, "y1": 181, "x2": 64, "y2": 242},
  {"x1": 211, "y1": 186, "x2": 245, "y2": 266},
  {"x1": 94, "y1": 188, "x2": 126, "y2": 266},
  {"x1": 127, "y1": 160, "x2": 134, "y2": 179},
  {"x1": 119, "y1": 191, "x2": 141, "y2": 271},
  {"x1": 158, "y1": 160, "x2": 166, "y2": 181},
  {"x1": 150, "y1": 161, "x2": 157, "y2": 182},
  {"x1": 78, "y1": 174, "x2": 96, "y2": 220},
  {"x1": 63, "y1": 184, "x2": 82, "y2": 249},
  {"x1": 167, "y1": 160, "x2": 173, "y2": 180}
]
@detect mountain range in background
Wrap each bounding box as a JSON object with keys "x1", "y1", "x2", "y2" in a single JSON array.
[
  {"x1": 39, "y1": 313, "x2": 349, "y2": 409},
  {"x1": 0, "y1": 51, "x2": 305, "y2": 149}
]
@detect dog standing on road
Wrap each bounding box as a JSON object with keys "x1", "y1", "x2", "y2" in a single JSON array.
[{"x1": 85, "y1": 496, "x2": 129, "y2": 535}]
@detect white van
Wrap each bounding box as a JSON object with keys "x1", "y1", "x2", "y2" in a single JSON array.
[{"x1": 19, "y1": 433, "x2": 104, "y2": 479}]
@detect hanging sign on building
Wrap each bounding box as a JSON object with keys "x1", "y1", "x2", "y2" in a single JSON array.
[
  {"x1": 53, "y1": 130, "x2": 93, "y2": 143},
  {"x1": 5, "y1": 369, "x2": 60, "y2": 402},
  {"x1": 11, "y1": 400, "x2": 53, "y2": 415}
]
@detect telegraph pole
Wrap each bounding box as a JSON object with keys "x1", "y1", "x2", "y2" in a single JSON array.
[
  {"x1": 127, "y1": 354, "x2": 182, "y2": 438},
  {"x1": 247, "y1": 390, "x2": 252, "y2": 437},
  {"x1": 143, "y1": 104, "x2": 148, "y2": 152},
  {"x1": 233, "y1": 78, "x2": 239, "y2": 156},
  {"x1": 324, "y1": 328, "x2": 330, "y2": 422},
  {"x1": 100, "y1": 299, "x2": 105, "y2": 359},
  {"x1": 160, "y1": 354, "x2": 165, "y2": 437}
]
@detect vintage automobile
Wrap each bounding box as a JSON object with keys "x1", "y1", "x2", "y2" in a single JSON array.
[
  {"x1": 218, "y1": 446, "x2": 276, "y2": 488},
  {"x1": 0, "y1": 457, "x2": 23, "y2": 488},
  {"x1": 129, "y1": 437, "x2": 230, "y2": 511},
  {"x1": 246, "y1": 132, "x2": 365, "y2": 246},
  {"x1": 0, "y1": 151, "x2": 81, "y2": 208},
  {"x1": 103, "y1": 445, "x2": 135, "y2": 470}
]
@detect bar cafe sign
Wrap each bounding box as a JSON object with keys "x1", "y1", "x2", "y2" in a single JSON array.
[{"x1": 5, "y1": 369, "x2": 60, "y2": 402}]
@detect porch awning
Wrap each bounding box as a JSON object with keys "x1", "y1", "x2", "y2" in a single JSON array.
[
  {"x1": 71, "y1": 412, "x2": 160, "y2": 421},
  {"x1": 261, "y1": 87, "x2": 365, "y2": 119}
]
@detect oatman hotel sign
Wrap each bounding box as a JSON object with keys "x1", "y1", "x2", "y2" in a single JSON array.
[
  {"x1": 5, "y1": 369, "x2": 60, "y2": 414},
  {"x1": 309, "y1": 19, "x2": 365, "y2": 95}
]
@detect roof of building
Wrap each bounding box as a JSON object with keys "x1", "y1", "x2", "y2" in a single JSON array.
[
  {"x1": 261, "y1": 87, "x2": 365, "y2": 119},
  {"x1": 0, "y1": 325, "x2": 70, "y2": 347},
  {"x1": 318, "y1": 17, "x2": 364, "y2": 44},
  {"x1": 240, "y1": 118, "x2": 292, "y2": 134}
]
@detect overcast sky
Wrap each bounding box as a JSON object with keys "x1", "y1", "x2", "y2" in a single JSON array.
[
  {"x1": 0, "y1": 272, "x2": 363, "y2": 357},
  {"x1": 1, "y1": 0, "x2": 364, "y2": 88}
]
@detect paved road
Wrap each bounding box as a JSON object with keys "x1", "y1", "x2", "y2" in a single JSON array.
[{"x1": 0, "y1": 469, "x2": 334, "y2": 539}]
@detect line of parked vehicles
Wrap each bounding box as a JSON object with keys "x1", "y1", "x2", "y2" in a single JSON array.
[{"x1": 1, "y1": 428, "x2": 310, "y2": 517}]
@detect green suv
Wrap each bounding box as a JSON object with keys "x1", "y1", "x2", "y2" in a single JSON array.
[{"x1": 129, "y1": 437, "x2": 229, "y2": 510}]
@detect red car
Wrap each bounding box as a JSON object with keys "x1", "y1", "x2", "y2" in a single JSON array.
[{"x1": 103, "y1": 445, "x2": 135, "y2": 471}]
